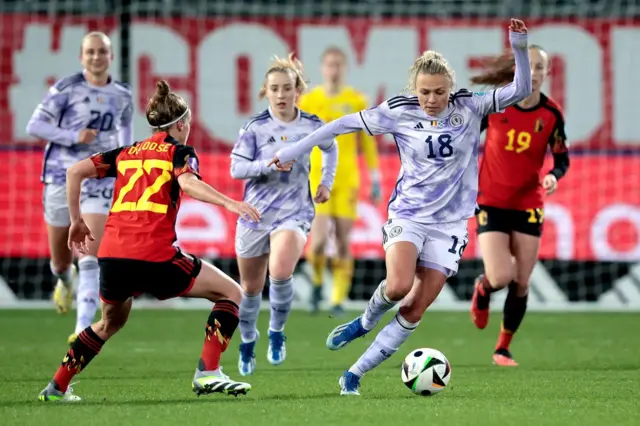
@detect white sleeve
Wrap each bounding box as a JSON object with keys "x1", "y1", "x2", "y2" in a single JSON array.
[{"x1": 358, "y1": 99, "x2": 404, "y2": 136}]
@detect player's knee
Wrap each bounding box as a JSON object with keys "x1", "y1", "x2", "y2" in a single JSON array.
[
  {"x1": 335, "y1": 239, "x2": 350, "y2": 259},
  {"x1": 223, "y1": 282, "x2": 243, "y2": 305},
  {"x1": 241, "y1": 278, "x2": 266, "y2": 296},
  {"x1": 50, "y1": 259, "x2": 72, "y2": 276},
  {"x1": 485, "y1": 270, "x2": 513, "y2": 290},
  {"x1": 384, "y1": 277, "x2": 412, "y2": 302},
  {"x1": 269, "y1": 265, "x2": 294, "y2": 282}
]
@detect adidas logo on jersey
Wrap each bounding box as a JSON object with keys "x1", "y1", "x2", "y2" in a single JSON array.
[
  {"x1": 414, "y1": 122, "x2": 424, "y2": 129},
  {"x1": 267, "y1": 136, "x2": 275, "y2": 144}
]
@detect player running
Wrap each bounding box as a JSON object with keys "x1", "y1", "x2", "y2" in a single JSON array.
[
  {"x1": 232, "y1": 54, "x2": 338, "y2": 376},
  {"x1": 469, "y1": 44, "x2": 570, "y2": 366},
  {"x1": 298, "y1": 46, "x2": 381, "y2": 314},
  {"x1": 38, "y1": 80, "x2": 259, "y2": 402},
  {"x1": 270, "y1": 19, "x2": 532, "y2": 395},
  {"x1": 26, "y1": 32, "x2": 133, "y2": 345}
]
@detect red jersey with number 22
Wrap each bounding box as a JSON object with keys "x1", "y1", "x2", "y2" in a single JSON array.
[
  {"x1": 90, "y1": 132, "x2": 201, "y2": 262},
  {"x1": 478, "y1": 94, "x2": 567, "y2": 210}
]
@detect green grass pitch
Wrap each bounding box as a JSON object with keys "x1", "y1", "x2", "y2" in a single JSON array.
[{"x1": 1, "y1": 309, "x2": 639, "y2": 426}]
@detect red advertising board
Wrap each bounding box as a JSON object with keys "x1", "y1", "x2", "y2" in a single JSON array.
[
  {"x1": 1, "y1": 16, "x2": 639, "y2": 151},
  {"x1": 0, "y1": 152, "x2": 638, "y2": 261}
]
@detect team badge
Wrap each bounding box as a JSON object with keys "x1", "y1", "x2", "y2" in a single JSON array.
[
  {"x1": 534, "y1": 118, "x2": 544, "y2": 132},
  {"x1": 449, "y1": 113, "x2": 464, "y2": 128},
  {"x1": 389, "y1": 226, "x2": 403, "y2": 238}
]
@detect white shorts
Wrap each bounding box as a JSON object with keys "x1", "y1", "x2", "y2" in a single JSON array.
[
  {"x1": 235, "y1": 219, "x2": 311, "y2": 259},
  {"x1": 43, "y1": 179, "x2": 114, "y2": 227},
  {"x1": 381, "y1": 218, "x2": 468, "y2": 278}
]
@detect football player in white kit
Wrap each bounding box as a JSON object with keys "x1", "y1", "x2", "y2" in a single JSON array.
[
  {"x1": 270, "y1": 19, "x2": 532, "y2": 395},
  {"x1": 26, "y1": 32, "x2": 133, "y2": 345},
  {"x1": 231, "y1": 54, "x2": 338, "y2": 376}
]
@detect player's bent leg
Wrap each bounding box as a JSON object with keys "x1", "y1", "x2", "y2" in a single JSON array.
[
  {"x1": 267, "y1": 229, "x2": 306, "y2": 365},
  {"x1": 340, "y1": 266, "x2": 444, "y2": 396},
  {"x1": 327, "y1": 240, "x2": 418, "y2": 351},
  {"x1": 39, "y1": 299, "x2": 131, "y2": 402},
  {"x1": 307, "y1": 214, "x2": 331, "y2": 312},
  {"x1": 46, "y1": 224, "x2": 75, "y2": 315},
  {"x1": 473, "y1": 231, "x2": 514, "y2": 329},
  {"x1": 235, "y1": 254, "x2": 269, "y2": 376},
  {"x1": 493, "y1": 231, "x2": 540, "y2": 366},
  {"x1": 331, "y1": 216, "x2": 355, "y2": 315},
  {"x1": 184, "y1": 260, "x2": 251, "y2": 396}
]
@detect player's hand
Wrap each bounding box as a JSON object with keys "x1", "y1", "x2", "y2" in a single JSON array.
[
  {"x1": 227, "y1": 200, "x2": 261, "y2": 222},
  {"x1": 78, "y1": 129, "x2": 98, "y2": 144},
  {"x1": 274, "y1": 161, "x2": 295, "y2": 172},
  {"x1": 542, "y1": 174, "x2": 558, "y2": 195},
  {"x1": 509, "y1": 18, "x2": 527, "y2": 34},
  {"x1": 314, "y1": 184, "x2": 331, "y2": 204},
  {"x1": 267, "y1": 156, "x2": 283, "y2": 169},
  {"x1": 68, "y1": 218, "x2": 95, "y2": 254}
]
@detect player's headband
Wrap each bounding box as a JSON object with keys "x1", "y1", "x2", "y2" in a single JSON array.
[{"x1": 151, "y1": 108, "x2": 190, "y2": 128}]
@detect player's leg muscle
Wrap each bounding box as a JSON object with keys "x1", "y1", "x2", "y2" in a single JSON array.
[
  {"x1": 309, "y1": 215, "x2": 332, "y2": 255},
  {"x1": 47, "y1": 224, "x2": 72, "y2": 273},
  {"x1": 334, "y1": 217, "x2": 354, "y2": 259},
  {"x1": 186, "y1": 260, "x2": 243, "y2": 305},
  {"x1": 478, "y1": 232, "x2": 514, "y2": 290},
  {"x1": 237, "y1": 255, "x2": 269, "y2": 295},
  {"x1": 269, "y1": 230, "x2": 306, "y2": 279},
  {"x1": 92, "y1": 298, "x2": 132, "y2": 340},
  {"x1": 510, "y1": 231, "x2": 541, "y2": 296},
  {"x1": 399, "y1": 267, "x2": 447, "y2": 324},
  {"x1": 384, "y1": 242, "x2": 419, "y2": 301}
]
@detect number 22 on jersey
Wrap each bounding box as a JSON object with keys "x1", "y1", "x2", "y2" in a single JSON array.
[{"x1": 111, "y1": 159, "x2": 173, "y2": 214}]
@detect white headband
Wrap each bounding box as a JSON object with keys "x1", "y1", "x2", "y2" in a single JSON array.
[{"x1": 150, "y1": 108, "x2": 190, "y2": 129}]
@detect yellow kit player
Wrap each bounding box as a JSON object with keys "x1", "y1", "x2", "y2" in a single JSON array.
[{"x1": 299, "y1": 46, "x2": 381, "y2": 314}]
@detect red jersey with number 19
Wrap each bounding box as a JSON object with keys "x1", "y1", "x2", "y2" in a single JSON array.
[
  {"x1": 90, "y1": 132, "x2": 201, "y2": 262},
  {"x1": 478, "y1": 93, "x2": 567, "y2": 210}
]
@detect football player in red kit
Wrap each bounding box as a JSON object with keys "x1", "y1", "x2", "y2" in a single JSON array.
[
  {"x1": 38, "y1": 80, "x2": 261, "y2": 401},
  {"x1": 469, "y1": 45, "x2": 570, "y2": 366}
]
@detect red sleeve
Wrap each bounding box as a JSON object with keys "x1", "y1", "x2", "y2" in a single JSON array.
[
  {"x1": 90, "y1": 147, "x2": 125, "y2": 179},
  {"x1": 173, "y1": 145, "x2": 201, "y2": 179}
]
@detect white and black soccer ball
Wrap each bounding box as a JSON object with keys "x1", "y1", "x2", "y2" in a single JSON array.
[{"x1": 401, "y1": 348, "x2": 451, "y2": 396}]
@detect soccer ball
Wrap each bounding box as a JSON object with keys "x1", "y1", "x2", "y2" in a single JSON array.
[{"x1": 401, "y1": 348, "x2": 451, "y2": 396}]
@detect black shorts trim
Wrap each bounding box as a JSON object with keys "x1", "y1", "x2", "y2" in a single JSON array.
[
  {"x1": 475, "y1": 204, "x2": 543, "y2": 237},
  {"x1": 98, "y1": 249, "x2": 203, "y2": 304}
]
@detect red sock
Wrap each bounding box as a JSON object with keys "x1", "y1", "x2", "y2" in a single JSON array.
[
  {"x1": 53, "y1": 327, "x2": 105, "y2": 392},
  {"x1": 199, "y1": 300, "x2": 240, "y2": 372},
  {"x1": 495, "y1": 325, "x2": 514, "y2": 352}
]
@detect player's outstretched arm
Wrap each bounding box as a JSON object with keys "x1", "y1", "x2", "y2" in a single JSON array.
[
  {"x1": 494, "y1": 19, "x2": 533, "y2": 110},
  {"x1": 230, "y1": 127, "x2": 277, "y2": 179},
  {"x1": 177, "y1": 173, "x2": 261, "y2": 222},
  {"x1": 270, "y1": 113, "x2": 364, "y2": 167}
]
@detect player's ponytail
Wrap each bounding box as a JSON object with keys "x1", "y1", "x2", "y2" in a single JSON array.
[
  {"x1": 406, "y1": 50, "x2": 456, "y2": 93},
  {"x1": 471, "y1": 45, "x2": 546, "y2": 87},
  {"x1": 258, "y1": 52, "x2": 308, "y2": 100},
  {"x1": 146, "y1": 80, "x2": 190, "y2": 130}
]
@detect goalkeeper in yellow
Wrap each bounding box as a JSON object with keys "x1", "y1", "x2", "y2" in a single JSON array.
[{"x1": 299, "y1": 46, "x2": 381, "y2": 315}]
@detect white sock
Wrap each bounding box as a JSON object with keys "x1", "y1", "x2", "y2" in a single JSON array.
[
  {"x1": 75, "y1": 256, "x2": 100, "y2": 334},
  {"x1": 269, "y1": 276, "x2": 294, "y2": 332},
  {"x1": 239, "y1": 291, "x2": 262, "y2": 343},
  {"x1": 361, "y1": 280, "x2": 398, "y2": 330},
  {"x1": 50, "y1": 261, "x2": 73, "y2": 287},
  {"x1": 349, "y1": 313, "x2": 419, "y2": 377}
]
